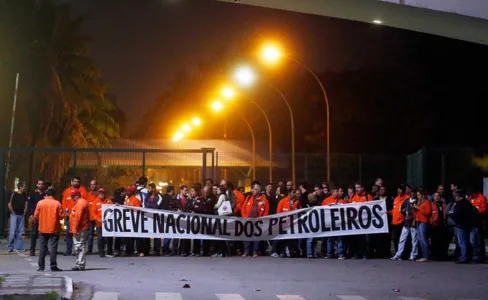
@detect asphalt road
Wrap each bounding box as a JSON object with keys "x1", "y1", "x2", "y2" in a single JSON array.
[{"x1": 1, "y1": 239, "x2": 487, "y2": 300}]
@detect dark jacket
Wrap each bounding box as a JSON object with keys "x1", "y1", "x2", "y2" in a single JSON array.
[
  {"x1": 28, "y1": 190, "x2": 45, "y2": 217},
  {"x1": 144, "y1": 193, "x2": 162, "y2": 209},
  {"x1": 400, "y1": 198, "x2": 415, "y2": 227},
  {"x1": 451, "y1": 199, "x2": 473, "y2": 229}
]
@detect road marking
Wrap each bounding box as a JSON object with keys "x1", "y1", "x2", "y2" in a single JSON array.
[
  {"x1": 216, "y1": 294, "x2": 246, "y2": 300},
  {"x1": 337, "y1": 296, "x2": 368, "y2": 300},
  {"x1": 277, "y1": 296, "x2": 306, "y2": 300},
  {"x1": 92, "y1": 292, "x2": 119, "y2": 300},
  {"x1": 30, "y1": 262, "x2": 38, "y2": 267},
  {"x1": 399, "y1": 298, "x2": 427, "y2": 300},
  {"x1": 155, "y1": 293, "x2": 183, "y2": 300}
]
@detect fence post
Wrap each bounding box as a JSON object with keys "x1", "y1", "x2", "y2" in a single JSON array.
[
  {"x1": 73, "y1": 151, "x2": 77, "y2": 170},
  {"x1": 358, "y1": 154, "x2": 363, "y2": 181},
  {"x1": 211, "y1": 150, "x2": 215, "y2": 182},
  {"x1": 0, "y1": 149, "x2": 5, "y2": 236},
  {"x1": 215, "y1": 151, "x2": 219, "y2": 182},
  {"x1": 201, "y1": 148, "x2": 207, "y2": 183},
  {"x1": 142, "y1": 151, "x2": 146, "y2": 177}
]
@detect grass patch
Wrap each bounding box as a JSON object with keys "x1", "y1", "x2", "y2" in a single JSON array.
[{"x1": 44, "y1": 291, "x2": 59, "y2": 300}]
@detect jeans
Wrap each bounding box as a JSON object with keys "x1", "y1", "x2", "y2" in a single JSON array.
[
  {"x1": 88, "y1": 221, "x2": 95, "y2": 252},
  {"x1": 394, "y1": 226, "x2": 418, "y2": 259},
  {"x1": 244, "y1": 241, "x2": 260, "y2": 254},
  {"x1": 73, "y1": 230, "x2": 89, "y2": 269},
  {"x1": 8, "y1": 214, "x2": 25, "y2": 251},
  {"x1": 417, "y1": 222, "x2": 429, "y2": 259},
  {"x1": 38, "y1": 233, "x2": 59, "y2": 270},
  {"x1": 30, "y1": 219, "x2": 39, "y2": 253},
  {"x1": 456, "y1": 227, "x2": 470, "y2": 261},
  {"x1": 65, "y1": 219, "x2": 73, "y2": 254},
  {"x1": 470, "y1": 227, "x2": 485, "y2": 261},
  {"x1": 327, "y1": 237, "x2": 345, "y2": 257},
  {"x1": 306, "y1": 238, "x2": 314, "y2": 257},
  {"x1": 96, "y1": 227, "x2": 113, "y2": 256}
]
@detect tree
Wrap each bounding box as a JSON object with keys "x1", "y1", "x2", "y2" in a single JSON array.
[{"x1": 0, "y1": 0, "x2": 121, "y2": 185}]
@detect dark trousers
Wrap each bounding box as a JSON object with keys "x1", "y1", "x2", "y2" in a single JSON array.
[
  {"x1": 351, "y1": 235, "x2": 368, "y2": 258},
  {"x1": 125, "y1": 238, "x2": 136, "y2": 255},
  {"x1": 30, "y1": 221, "x2": 39, "y2": 253},
  {"x1": 431, "y1": 225, "x2": 448, "y2": 260},
  {"x1": 38, "y1": 233, "x2": 59, "y2": 270},
  {"x1": 96, "y1": 227, "x2": 113, "y2": 256},
  {"x1": 179, "y1": 239, "x2": 191, "y2": 255},
  {"x1": 391, "y1": 224, "x2": 403, "y2": 253},
  {"x1": 136, "y1": 239, "x2": 149, "y2": 255},
  {"x1": 88, "y1": 221, "x2": 95, "y2": 252},
  {"x1": 153, "y1": 238, "x2": 162, "y2": 253},
  {"x1": 114, "y1": 237, "x2": 123, "y2": 253},
  {"x1": 193, "y1": 239, "x2": 209, "y2": 255}
]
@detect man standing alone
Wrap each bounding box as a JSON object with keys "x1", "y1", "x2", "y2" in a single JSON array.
[
  {"x1": 8, "y1": 182, "x2": 28, "y2": 253},
  {"x1": 70, "y1": 189, "x2": 90, "y2": 271},
  {"x1": 34, "y1": 189, "x2": 64, "y2": 272}
]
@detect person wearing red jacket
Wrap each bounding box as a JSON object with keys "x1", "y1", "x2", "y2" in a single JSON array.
[
  {"x1": 468, "y1": 190, "x2": 487, "y2": 262},
  {"x1": 271, "y1": 188, "x2": 301, "y2": 258},
  {"x1": 61, "y1": 176, "x2": 87, "y2": 256},
  {"x1": 322, "y1": 188, "x2": 346, "y2": 259},
  {"x1": 70, "y1": 189, "x2": 90, "y2": 271},
  {"x1": 241, "y1": 185, "x2": 269, "y2": 257},
  {"x1": 124, "y1": 186, "x2": 141, "y2": 256},
  {"x1": 412, "y1": 188, "x2": 432, "y2": 262},
  {"x1": 92, "y1": 188, "x2": 114, "y2": 258}
]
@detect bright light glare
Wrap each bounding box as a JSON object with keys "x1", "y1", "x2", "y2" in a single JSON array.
[
  {"x1": 192, "y1": 117, "x2": 201, "y2": 126},
  {"x1": 260, "y1": 44, "x2": 281, "y2": 64},
  {"x1": 234, "y1": 66, "x2": 255, "y2": 87},
  {"x1": 211, "y1": 101, "x2": 223, "y2": 112},
  {"x1": 221, "y1": 87, "x2": 235, "y2": 99},
  {"x1": 182, "y1": 124, "x2": 191, "y2": 132},
  {"x1": 173, "y1": 131, "x2": 184, "y2": 142},
  {"x1": 373, "y1": 19, "x2": 382, "y2": 24}
]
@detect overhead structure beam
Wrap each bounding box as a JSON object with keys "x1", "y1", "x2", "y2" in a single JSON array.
[{"x1": 217, "y1": 0, "x2": 488, "y2": 45}]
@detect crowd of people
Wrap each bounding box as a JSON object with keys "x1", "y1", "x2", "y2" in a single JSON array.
[{"x1": 6, "y1": 175, "x2": 487, "y2": 272}]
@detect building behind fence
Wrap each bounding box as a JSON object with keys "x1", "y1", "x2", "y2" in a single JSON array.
[{"x1": 1, "y1": 139, "x2": 484, "y2": 235}]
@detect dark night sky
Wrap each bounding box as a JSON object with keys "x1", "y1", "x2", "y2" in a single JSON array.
[
  {"x1": 68, "y1": 0, "x2": 488, "y2": 154},
  {"x1": 72, "y1": 0, "x2": 416, "y2": 126}
]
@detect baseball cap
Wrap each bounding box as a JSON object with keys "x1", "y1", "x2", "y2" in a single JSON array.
[
  {"x1": 98, "y1": 188, "x2": 106, "y2": 194},
  {"x1": 70, "y1": 189, "x2": 81, "y2": 197},
  {"x1": 126, "y1": 186, "x2": 136, "y2": 193}
]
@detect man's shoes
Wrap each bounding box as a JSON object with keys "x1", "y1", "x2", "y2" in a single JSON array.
[
  {"x1": 8, "y1": 249, "x2": 13, "y2": 253},
  {"x1": 50, "y1": 267, "x2": 62, "y2": 272},
  {"x1": 71, "y1": 266, "x2": 81, "y2": 271},
  {"x1": 37, "y1": 268, "x2": 44, "y2": 272},
  {"x1": 29, "y1": 251, "x2": 35, "y2": 256},
  {"x1": 87, "y1": 250, "x2": 93, "y2": 255},
  {"x1": 63, "y1": 252, "x2": 71, "y2": 256}
]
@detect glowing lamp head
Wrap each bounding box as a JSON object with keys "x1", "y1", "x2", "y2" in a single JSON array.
[
  {"x1": 182, "y1": 124, "x2": 191, "y2": 132},
  {"x1": 192, "y1": 117, "x2": 201, "y2": 126},
  {"x1": 211, "y1": 101, "x2": 223, "y2": 112},
  {"x1": 221, "y1": 87, "x2": 235, "y2": 99},
  {"x1": 234, "y1": 66, "x2": 255, "y2": 87},
  {"x1": 260, "y1": 44, "x2": 281, "y2": 64},
  {"x1": 173, "y1": 131, "x2": 184, "y2": 142}
]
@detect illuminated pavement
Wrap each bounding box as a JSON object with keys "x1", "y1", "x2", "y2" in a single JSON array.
[{"x1": 0, "y1": 239, "x2": 487, "y2": 300}]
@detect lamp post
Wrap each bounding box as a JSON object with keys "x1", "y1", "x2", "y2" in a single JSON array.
[
  {"x1": 224, "y1": 79, "x2": 273, "y2": 183},
  {"x1": 212, "y1": 100, "x2": 256, "y2": 179},
  {"x1": 268, "y1": 84, "x2": 295, "y2": 185},
  {"x1": 260, "y1": 43, "x2": 331, "y2": 182}
]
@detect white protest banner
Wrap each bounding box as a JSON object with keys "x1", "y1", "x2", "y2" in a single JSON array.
[{"x1": 102, "y1": 200, "x2": 388, "y2": 241}]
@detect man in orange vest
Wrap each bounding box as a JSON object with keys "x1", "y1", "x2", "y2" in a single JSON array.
[
  {"x1": 33, "y1": 189, "x2": 64, "y2": 272},
  {"x1": 70, "y1": 189, "x2": 90, "y2": 271},
  {"x1": 86, "y1": 179, "x2": 99, "y2": 254},
  {"x1": 92, "y1": 188, "x2": 114, "y2": 257},
  {"x1": 62, "y1": 177, "x2": 87, "y2": 256}
]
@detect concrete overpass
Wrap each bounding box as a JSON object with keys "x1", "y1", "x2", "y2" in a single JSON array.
[{"x1": 217, "y1": 0, "x2": 488, "y2": 45}]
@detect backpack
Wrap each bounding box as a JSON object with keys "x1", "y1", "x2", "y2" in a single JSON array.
[{"x1": 430, "y1": 201, "x2": 440, "y2": 226}]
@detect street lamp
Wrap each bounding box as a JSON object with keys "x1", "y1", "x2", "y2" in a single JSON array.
[
  {"x1": 182, "y1": 124, "x2": 192, "y2": 132},
  {"x1": 192, "y1": 117, "x2": 201, "y2": 126},
  {"x1": 221, "y1": 86, "x2": 236, "y2": 99},
  {"x1": 259, "y1": 42, "x2": 332, "y2": 182},
  {"x1": 233, "y1": 66, "x2": 274, "y2": 183},
  {"x1": 211, "y1": 100, "x2": 223, "y2": 112},
  {"x1": 234, "y1": 66, "x2": 255, "y2": 87},
  {"x1": 173, "y1": 131, "x2": 184, "y2": 142}
]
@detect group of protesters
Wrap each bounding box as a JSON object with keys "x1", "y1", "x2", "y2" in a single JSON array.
[{"x1": 6, "y1": 175, "x2": 487, "y2": 272}]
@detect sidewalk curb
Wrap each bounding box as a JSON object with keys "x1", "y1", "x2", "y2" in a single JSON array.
[{"x1": 63, "y1": 276, "x2": 73, "y2": 300}]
